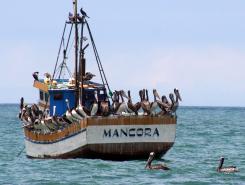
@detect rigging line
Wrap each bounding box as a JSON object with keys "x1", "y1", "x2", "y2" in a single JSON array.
[
  {"x1": 85, "y1": 20, "x2": 112, "y2": 95},
  {"x1": 52, "y1": 22, "x2": 67, "y2": 79},
  {"x1": 67, "y1": 38, "x2": 75, "y2": 57},
  {"x1": 16, "y1": 145, "x2": 25, "y2": 157},
  {"x1": 65, "y1": 24, "x2": 74, "y2": 52},
  {"x1": 58, "y1": 24, "x2": 74, "y2": 79},
  {"x1": 79, "y1": 20, "x2": 85, "y2": 101},
  {"x1": 85, "y1": 21, "x2": 105, "y2": 86}
]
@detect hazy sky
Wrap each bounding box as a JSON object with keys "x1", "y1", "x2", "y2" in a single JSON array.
[{"x1": 0, "y1": 0, "x2": 245, "y2": 106}]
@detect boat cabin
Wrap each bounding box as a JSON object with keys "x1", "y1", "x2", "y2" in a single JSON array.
[{"x1": 34, "y1": 79, "x2": 108, "y2": 116}]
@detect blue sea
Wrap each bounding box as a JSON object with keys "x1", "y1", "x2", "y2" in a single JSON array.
[{"x1": 0, "y1": 104, "x2": 244, "y2": 185}]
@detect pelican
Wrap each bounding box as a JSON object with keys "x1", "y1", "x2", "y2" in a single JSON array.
[
  {"x1": 157, "y1": 95, "x2": 171, "y2": 115},
  {"x1": 31, "y1": 104, "x2": 40, "y2": 119},
  {"x1": 76, "y1": 86, "x2": 88, "y2": 118},
  {"x1": 90, "y1": 90, "x2": 98, "y2": 116},
  {"x1": 141, "y1": 89, "x2": 151, "y2": 115},
  {"x1": 19, "y1": 97, "x2": 24, "y2": 119},
  {"x1": 51, "y1": 106, "x2": 61, "y2": 127},
  {"x1": 44, "y1": 72, "x2": 51, "y2": 79},
  {"x1": 65, "y1": 99, "x2": 74, "y2": 122},
  {"x1": 127, "y1": 90, "x2": 141, "y2": 115},
  {"x1": 116, "y1": 90, "x2": 128, "y2": 115},
  {"x1": 76, "y1": 104, "x2": 88, "y2": 118},
  {"x1": 150, "y1": 89, "x2": 161, "y2": 115},
  {"x1": 44, "y1": 73, "x2": 51, "y2": 84},
  {"x1": 32, "y1": 72, "x2": 39, "y2": 81},
  {"x1": 68, "y1": 12, "x2": 75, "y2": 22},
  {"x1": 80, "y1": 8, "x2": 90, "y2": 18},
  {"x1": 111, "y1": 91, "x2": 120, "y2": 113},
  {"x1": 145, "y1": 152, "x2": 170, "y2": 170},
  {"x1": 100, "y1": 97, "x2": 110, "y2": 116},
  {"x1": 83, "y1": 72, "x2": 95, "y2": 81},
  {"x1": 170, "y1": 88, "x2": 182, "y2": 113},
  {"x1": 71, "y1": 109, "x2": 83, "y2": 120},
  {"x1": 217, "y1": 157, "x2": 239, "y2": 173}
]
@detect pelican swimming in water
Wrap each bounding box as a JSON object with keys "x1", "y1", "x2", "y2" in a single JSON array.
[
  {"x1": 127, "y1": 90, "x2": 141, "y2": 115},
  {"x1": 145, "y1": 152, "x2": 170, "y2": 170},
  {"x1": 217, "y1": 157, "x2": 239, "y2": 173}
]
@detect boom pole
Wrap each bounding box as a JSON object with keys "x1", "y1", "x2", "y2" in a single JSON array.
[{"x1": 73, "y1": 0, "x2": 79, "y2": 107}]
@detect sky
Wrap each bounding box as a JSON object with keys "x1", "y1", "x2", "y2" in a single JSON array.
[{"x1": 0, "y1": 0, "x2": 245, "y2": 106}]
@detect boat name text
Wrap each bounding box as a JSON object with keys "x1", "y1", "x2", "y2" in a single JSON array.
[{"x1": 103, "y1": 128, "x2": 160, "y2": 138}]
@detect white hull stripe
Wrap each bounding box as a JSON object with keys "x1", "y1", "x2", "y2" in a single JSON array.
[{"x1": 26, "y1": 128, "x2": 87, "y2": 144}]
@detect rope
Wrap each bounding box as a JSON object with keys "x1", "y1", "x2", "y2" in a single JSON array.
[
  {"x1": 16, "y1": 145, "x2": 25, "y2": 157},
  {"x1": 52, "y1": 23, "x2": 67, "y2": 79},
  {"x1": 85, "y1": 20, "x2": 113, "y2": 97}
]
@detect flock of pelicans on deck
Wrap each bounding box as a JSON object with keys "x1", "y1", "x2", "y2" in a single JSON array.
[{"x1": 19, "y1": 88, "x2": 181, "y2": 134}]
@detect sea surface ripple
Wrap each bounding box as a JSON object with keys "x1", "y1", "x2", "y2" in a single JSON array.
[{"x1": 0, "y1": 105, "x2": 244, "y2": 185}]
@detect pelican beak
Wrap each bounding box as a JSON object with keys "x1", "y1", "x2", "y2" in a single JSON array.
[
  {"x1": 121, "y1": 90, "x2": 128, "y2": 99},
  {"x1": 175, "y1": 89, "x2": 182, "y2": 101},
  {"x1": 155, "y1": 91, "x2": 160, "y2": 100},
  {"x1": 178, "y1": 93, "x2": 182, "y2": 101}
]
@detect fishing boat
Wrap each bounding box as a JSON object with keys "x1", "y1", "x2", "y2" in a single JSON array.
[{"x1": 19, "y1": 0, "x2": 181, "y2": 160}]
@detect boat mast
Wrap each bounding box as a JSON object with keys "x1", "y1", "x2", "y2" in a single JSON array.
[{"x1": 73, "y1": 0, "x2": 79, "y2": 107}]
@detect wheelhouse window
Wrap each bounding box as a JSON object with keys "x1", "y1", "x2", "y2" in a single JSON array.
[{"x1": 54, "y1": 93, "x2": 63, "y2": 100}]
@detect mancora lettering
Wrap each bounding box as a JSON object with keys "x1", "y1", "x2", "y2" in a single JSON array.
[{"x1": 103, "y1": 128, "x2": 160, "y2": 138}]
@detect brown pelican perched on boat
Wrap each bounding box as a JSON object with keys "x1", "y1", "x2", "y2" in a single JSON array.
[
  {"x1": 68, "y1": 12, "x2": 75, "y2": 22},
  {"x1": 116, "y1": 90, "x2": 128, "y2": 115},
  {"x1": 217, "y1": 157, "x2": 239, "y2": 173},
  {"x1": 111, "y1": 91, "x2": 120, "y2": 113},
  {"x1": 44, "y1": 72, "x2": 51, "y2": 84},
  {"x1": 127, "y1": 90, "x2": 141, "y2": 115},
  {"x1": 83, "y1": 72, "x2": 95, "y2": 81},
  {"x1": 150, "y1": 89, "x2": 161, "y2": 115},
  {"x1": 19, "y1": 97, "x2": 24, "y2": 119},
  {"x1": 140, "y1": 89, "x2": 151, "y2": 115},
  {"x1": 30, "y1": 104, "x2": 40, "y2": 119},
  {"x1": 157, "y1": 95, "x2": 171, "y2": 115},
  {"x1": 65, "y1": 99, "x2": 74, "y2": 122},
  {"x1": 76, "y1": 104, "x2": 88, "y2": 118},
  {"x1": 90, "y1": 90, "x2": 99, "y2": 116},
  {"x1": 100, "y1": 97, "x2": 110, "y2": 116},
  {"x1": 76, "y1": 85, "x2": 88, "y2": 118},
  {"x1": 169, "y1": 88, "x2": 182, "y2": 113},
  {"x1": 32, "y1": 72, "x2": 39, "y2": 81},
  {"x1": 145, "y1": 152, "x2": 170, "y2": 170}
]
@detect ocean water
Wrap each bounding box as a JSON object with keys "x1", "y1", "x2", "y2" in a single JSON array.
[{"x1": 0, "y1": 104, "x2": 244, "y2": 185}]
